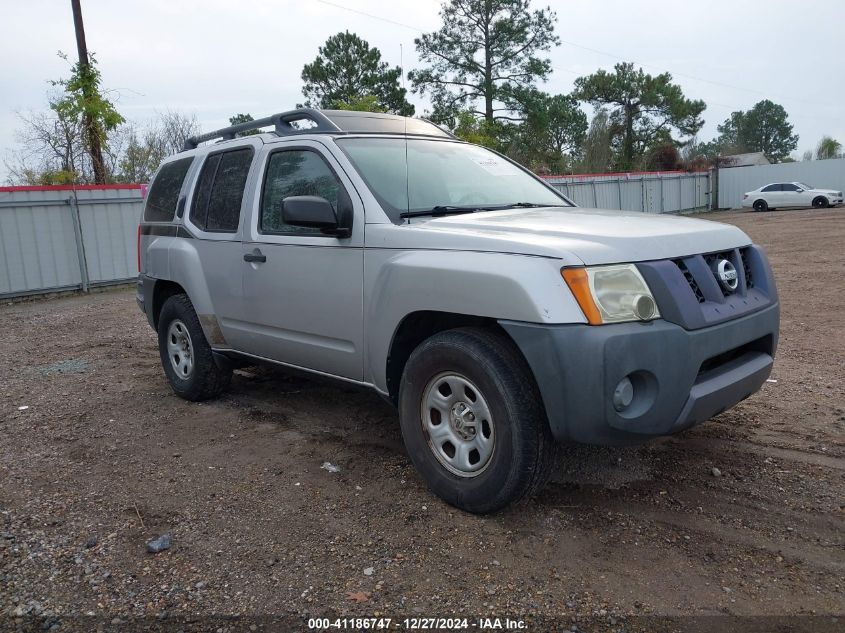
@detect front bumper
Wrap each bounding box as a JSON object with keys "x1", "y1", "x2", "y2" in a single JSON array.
[{"x1": 501, "y1": 302, "x2": 779, "y2": 445}]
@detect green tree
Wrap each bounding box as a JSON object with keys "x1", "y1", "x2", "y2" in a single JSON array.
[
  {"x1": 50, "y1": 52, "x2": 124, "y2": 183},
  {"x1": 409, "y1": 0, "x2": 559, "y2": 125},
  {"x1": 228, "y1": 113, "x2": 259, "y2": 136},
  {"x1": 505, "y1": 90, "x2": 587, "y2": 172},
  {"x1": 331, "y1": 94, "x2": 388, "y2": 113},
  {"x1": 301, "y1": 31, "x2": 413, "y2": 116},
  {"x1": 642, "y1": 143, "x2": 680, "y2": 171},
  {"x1": 816, "y1": 135, "x2": 842, "y2": 160},
  {"x1": 451, "y1": 110, "x2": 507, "y2": 149},
  {"x1": 573, "y1": 62, "x2": 705, "y2": 170},
  {"x1": 714, "y1": 100, "x2": 798, "y2": 163},
  {"x1": 578, "y1": 110, "x2": 614, "y2": 173}
]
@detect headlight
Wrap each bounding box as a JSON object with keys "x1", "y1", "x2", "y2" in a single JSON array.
[{"x1": 562, "y1": 264, "x2": 660, "y2": 325}]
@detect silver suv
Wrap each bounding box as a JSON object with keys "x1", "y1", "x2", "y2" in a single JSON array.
[{"x1": 138, "y1": 109, "x2": 779, "y2": 512}]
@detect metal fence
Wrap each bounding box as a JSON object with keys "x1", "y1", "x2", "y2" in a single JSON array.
[
  {"x1": 544, "y1": 170, "x2": 711, "y2": 213},
  {"x1": 1, "y1": 170, "x2": 714, "y2": 299},
  {"x1": 0, "y1": 185, "x2": 143, "y2": 298},
  {"x1": 718, "y1": 157, "x2": 845, "y2": 209}
]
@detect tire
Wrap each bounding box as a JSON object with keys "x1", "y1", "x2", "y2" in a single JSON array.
[
  {"x1": 157, "y1": 294, "x2": 231, "y2": 401},
  {"x1": 398, "y1": 327, "x2": 557, "y2": 514},
  {"x1": 812, "y1": 196, "x2": 828, "y2": 209},
  {"x1": 752, "y1": 199, "x2": 768, "y2": 212}
]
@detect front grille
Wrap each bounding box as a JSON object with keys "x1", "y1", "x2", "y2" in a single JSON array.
[
  {"x1": 675, "y1": 259, "x2": 705, "y2": 303},
  {"x1": 703, "y1": 251, "x2": 735, "y2": 297},
  {"x1": 739, "y1": 247, "x2": 754, "y2": 289},
  {"x1": 637, "y1": 244, "x2": 773, "y2": 331}
]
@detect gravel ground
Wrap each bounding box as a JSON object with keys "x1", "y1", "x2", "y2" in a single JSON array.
[{"x1": 1, "y1": 207, "x2": 843, "y2": 632}]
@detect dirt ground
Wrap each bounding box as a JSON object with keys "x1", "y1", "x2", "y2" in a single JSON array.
[{"x1": 1, "y1": 207, "x2": 843, "y2": 632}]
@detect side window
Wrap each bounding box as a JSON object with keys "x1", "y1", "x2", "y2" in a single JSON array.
[
  {"x1": 143, "y1": 157, "x2": 193, "y2": 222},
  {"x1": 189, "y1": 148, "x2": 254, "y2": 232},
  {"x1": 760, "y1": 184, "x2": 781, "y2": 193},
  {"x1": 260, "y1": 150, "x2": 343, "y2": 234},
  {"x1": 781, "y1": 183, "x2": 799, "y2": 192}
]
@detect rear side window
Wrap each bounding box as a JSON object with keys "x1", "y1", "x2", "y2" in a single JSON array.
[
  {"x1": 144, "y1": 157, "x2": 193, "y2": 222},
  {"x1": 260, "y1": 150, "x2": 343, "y2": 234},
  {"x1": 761, "y1": 184, "x2": 781, "y2": 192},
  {"x1": 189, "y1": 148, "x2": 254, "y2": 232}
]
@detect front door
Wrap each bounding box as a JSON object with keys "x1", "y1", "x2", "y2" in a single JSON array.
[{"x1": 238, "y1": 141, "x2": 365, "y2": 381}]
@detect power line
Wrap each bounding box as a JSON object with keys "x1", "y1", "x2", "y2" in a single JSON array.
[
  {"x1": 314, "y1": 0, "x2": 421, "y2": 32},
  {"x1": 556, "y1": 39, "x2": 839, "y2": 113},
  {"x1": 313, "y1": 0, "x2": 841, "y2": 122}
]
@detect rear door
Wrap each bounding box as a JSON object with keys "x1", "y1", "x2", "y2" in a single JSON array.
[
  {"x1": 237, "y1": 140, "x2": 365, "y2": 380},
  {"x1": 182, "y1": 141, "x2": 261, "y2": 348}
]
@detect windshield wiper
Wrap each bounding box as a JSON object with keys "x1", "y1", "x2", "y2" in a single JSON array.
[
  {"x1": 400, "y1": 201, "x2": 569, "y2": 219},
  {"x1": 478, "y1": 202, "x2": 570, "y2": 210},
  {"x1": 399, "y1": 205, "x2": 481, "y2": 219}
]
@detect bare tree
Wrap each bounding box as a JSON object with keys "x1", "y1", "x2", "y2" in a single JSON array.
[
  {"x1": 5, "y1": 108, "x2": 201, "y2": 185},
  {"x1": 158, "y1": 110, "x2": 201, "y2": 155},
  {"x1": 4, "y1": 108, "x2": 89, "y2": 184},
  {"x1": 114, "y1": 111, "x2": 200, "y2": 183}
]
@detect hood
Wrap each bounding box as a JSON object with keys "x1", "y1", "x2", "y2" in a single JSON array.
[
  {"x1": 384, "y1": 207, "x2": 751, "y2": 265},
  {"x1": 810, "y1": 188, "x2": 842, "y2": 195}
]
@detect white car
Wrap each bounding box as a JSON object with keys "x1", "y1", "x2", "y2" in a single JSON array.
[{"x1": 742, "y1": 182, "x2": 843, "y2": 212}]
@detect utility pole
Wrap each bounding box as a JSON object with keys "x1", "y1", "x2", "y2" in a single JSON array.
[{"x1": 71, "y1": 0, "x2": 106, "y2": 183}]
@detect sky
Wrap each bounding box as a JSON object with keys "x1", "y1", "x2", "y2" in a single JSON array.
[{"x1": 2, "y1": 0, "x2": 844, "y2": 181}]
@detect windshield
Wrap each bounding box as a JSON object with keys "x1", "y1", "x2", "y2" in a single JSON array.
[
  {"x1": 336, "y1": 137, "x2": 571, "y2": 222},
  {"x1": 796, "y1": 182, "x2": 813, "y2": 190}
]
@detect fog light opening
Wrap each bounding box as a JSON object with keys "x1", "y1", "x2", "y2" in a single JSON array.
[{"x1": 613, "y1": 376, "x2": 635, "y2": 412}]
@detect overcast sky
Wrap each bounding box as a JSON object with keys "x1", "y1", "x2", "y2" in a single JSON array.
[{"x1": 2, "y1": 0, "x2": 843, "y2": 180}]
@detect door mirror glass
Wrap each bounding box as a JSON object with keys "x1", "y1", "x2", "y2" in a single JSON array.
[{"x1": 282, "y1": 196, "x2": 349, "y2": 236}]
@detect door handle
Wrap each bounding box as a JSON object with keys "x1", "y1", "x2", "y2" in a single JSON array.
[{"x1": 243, "y1": 250, "x2": 266, "y2": 263}]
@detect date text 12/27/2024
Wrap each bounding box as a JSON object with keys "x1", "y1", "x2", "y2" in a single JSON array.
[{"x1": 307, "y1": 618, "x2": 527, "y2": 630}]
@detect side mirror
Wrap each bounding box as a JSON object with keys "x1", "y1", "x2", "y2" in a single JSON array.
[
  {"x1": 281, "y1": 196, "x2": 351, "y2": 238},
  {"x1": 795, "y1": 188, "x2": 803, "y2": 193}
]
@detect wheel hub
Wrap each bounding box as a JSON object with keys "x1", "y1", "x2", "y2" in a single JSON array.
[
  {"x1": 450, "y1": 401, "x2": 477, "y2": 439},
  {"x1": 166, "y1": 319, "x2": 194, "y2": 379},
  {"x1": 421, "y1": 372, "x2": 495, "y2": 478}
]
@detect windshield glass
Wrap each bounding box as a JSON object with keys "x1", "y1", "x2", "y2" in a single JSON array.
[
  {"x1": 796, "y1": 182, "x2": 813, "y2": 190},
  {"x1": 336, "y1": 137, "x2": 570, "y2": 222}
]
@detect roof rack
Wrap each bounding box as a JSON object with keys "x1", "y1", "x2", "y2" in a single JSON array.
[{"x1": 182, "y1": 108, "x2": 342, "y2": 150}]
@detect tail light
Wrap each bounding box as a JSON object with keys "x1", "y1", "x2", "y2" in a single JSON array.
[{"x1": 137, "y1": 225, "x2": 142, "y2": 272}]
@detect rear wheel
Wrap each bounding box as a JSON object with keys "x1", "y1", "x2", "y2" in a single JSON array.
[
  {"x1": 398, "y1": 327, "x2": 557, "y2": 513},
  {"x1": 752, "y1": 199, "x2": 768, "y2": 212},
  {"x1": 157, "y1": 294, "x2": 231, "y2": 401},
  {"x1": 812, "y1": 196, "x2": 829, "y2": 209}
]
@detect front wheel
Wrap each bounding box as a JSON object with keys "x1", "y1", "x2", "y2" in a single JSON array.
[
  {"x1": 812, "y1": 196, "x2": 829, "y2": 209},
  {"x1": 157, "y1": 294, "x2": 232, "y2": 401},
  {"x1": 398, "y1": 327, "x2": 557, "y2": 513}
]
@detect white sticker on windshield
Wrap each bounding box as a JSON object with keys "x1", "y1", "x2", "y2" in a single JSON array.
[{"x1": 471, "y1": 156, "x2": 520, "y2": 176}]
